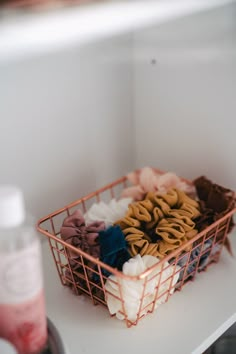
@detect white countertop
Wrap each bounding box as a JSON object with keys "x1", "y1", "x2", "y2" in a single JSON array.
[
  {"x1": 42, "y1": 230, "x2": 236, "y2": 354},
  {"x1": 0, "y1": 0, "x2": 234, "y2": 62}
]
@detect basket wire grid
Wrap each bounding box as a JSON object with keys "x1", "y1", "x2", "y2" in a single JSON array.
[{"x1": 37, "y1": 172, "x2": 236, "y2": 328}]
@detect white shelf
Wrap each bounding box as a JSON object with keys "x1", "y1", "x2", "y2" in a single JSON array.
[
  {"x1": 42, "y1": 231, "x2": 236, "y2": 354},
  {"x1": 0, "y1": 0, "x2": 234, "y2": 62}
]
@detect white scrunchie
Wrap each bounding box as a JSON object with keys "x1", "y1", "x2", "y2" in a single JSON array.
[
  {"x1": 84, "y1": 198, "x2": 133, "y2": 227},
  {"x1": 105, "y1": 254, "x2": 180, "y2": 321}
]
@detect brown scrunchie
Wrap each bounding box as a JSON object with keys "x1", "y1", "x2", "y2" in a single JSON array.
[
  {"x1": 115, "y1": 188, "x2": 200, "y2": 258},
  {"x1": 194, "y1": 176, "x2": 236, "y2": 254},
  {"x1": 194, "y1": 176, "x2": 235, "y2": 229}
]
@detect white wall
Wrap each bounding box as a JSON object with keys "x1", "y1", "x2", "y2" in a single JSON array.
[
  {"x1": 133, "y1": 3, "x2": 236, "y2": 190},
  {"x1": 0, "y1": 36, "x2": 134, "y2": 218},
  {"x1": 1, "y1": 2, "x2": 235, "y2": 221}
]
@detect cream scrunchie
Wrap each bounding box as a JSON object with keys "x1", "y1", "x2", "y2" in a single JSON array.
[{"x1": 105, "y1": 254, "x2": 180, "y2": 321}]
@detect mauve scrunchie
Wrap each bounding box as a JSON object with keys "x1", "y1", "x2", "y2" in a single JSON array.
[
  {"x1": 60, "y1": 209, "x2": 105, "y2": 260},
  {"x1": 60, "y1": 210, "x2": 106, "y2": 291}
]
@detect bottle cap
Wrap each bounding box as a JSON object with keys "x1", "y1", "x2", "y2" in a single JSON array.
[{"x1": 0, "y1": 186, "x2": 25, "y2": 228}]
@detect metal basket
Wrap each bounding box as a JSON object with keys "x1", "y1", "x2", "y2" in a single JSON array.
[{"x1": 37, "y1": 170, "x2": 236, "y2": 328}]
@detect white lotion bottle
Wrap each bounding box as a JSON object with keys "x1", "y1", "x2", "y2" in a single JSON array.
[{"x1": 0, "y1": 186, "x2": 47, "y2": 354}]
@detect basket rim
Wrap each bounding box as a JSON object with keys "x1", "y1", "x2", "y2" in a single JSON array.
[{"x1": 36, "y1": 170, "x2": 236, "y2": 281}]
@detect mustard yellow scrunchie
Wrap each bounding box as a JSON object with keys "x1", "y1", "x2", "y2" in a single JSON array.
[{"x1": 115, "y1": 188, "x2": 200, "y2": 258}]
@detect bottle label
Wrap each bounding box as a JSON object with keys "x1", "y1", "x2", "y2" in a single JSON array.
[{"x1": 0, "y1": 239, "x2": 43, "y2": 304}]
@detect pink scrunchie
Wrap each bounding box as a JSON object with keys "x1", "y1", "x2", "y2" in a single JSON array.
[{"x1": 121, "y1": 167, "x2": 195, "y2": 201}]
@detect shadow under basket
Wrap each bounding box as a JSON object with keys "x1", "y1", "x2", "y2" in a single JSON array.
[{"x1": 37, "y1": 171, "x2": 236, "y2": 328}]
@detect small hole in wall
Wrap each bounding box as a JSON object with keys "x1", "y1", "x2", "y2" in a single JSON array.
[{"x1": 151, "y1": 58, "x2": 157, "y2": 65}]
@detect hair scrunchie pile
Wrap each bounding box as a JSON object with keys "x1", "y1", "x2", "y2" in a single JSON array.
[{"x1": 115, "y1": 188, "x2": 201, "y2": 258}]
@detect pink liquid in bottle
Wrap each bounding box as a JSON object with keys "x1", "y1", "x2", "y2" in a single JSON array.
[
  {"x1": 0, "y1": 186, "x2": 48, "y2": 354},
  {"x1": 0, "y1": 291, "x2": 47, "y2": 354}
]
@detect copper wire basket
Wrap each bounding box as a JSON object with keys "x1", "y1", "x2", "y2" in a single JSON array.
[{"x1": 37, "y1": 170, "x2": 236, "y2": 328}]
